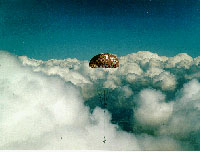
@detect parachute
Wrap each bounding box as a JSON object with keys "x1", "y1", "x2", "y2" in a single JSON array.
[
  {"x1": 89, "y1": 53, "x2": 119, "y2": 68},
  {"x1": 89, "y1": 53, "x2": 119, "y2": 143}
]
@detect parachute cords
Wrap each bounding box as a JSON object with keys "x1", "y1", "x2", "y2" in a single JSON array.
[{"x1": 103, "y1": 89, "x2": 106, "y2": 144}]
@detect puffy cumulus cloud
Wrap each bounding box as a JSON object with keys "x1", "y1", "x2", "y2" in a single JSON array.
[
  {"x1": 136, "y1": 134, "x2": 184, "y2": 151},
  {"x1": 118, "y1": 62, "x2": 143, "y2": 76},
  {"x1": 135, "y1": 89, "x2": 173, "y2": 128},
  {"x1": 0, "y1": 51, "x2": 140, "y2": 150},
  {"x1": 103, "y1": 74, "x2": 121, "y2": 89},
  {"x1": 1, "y1": 50, "x2": 200, "y2": 150},
  {"x1": 160, "y1": 80, "x2": 200, "y2": 141},
  {"x1": 153, "y1": 71, "x2": 176, "y2": 91},
  {"x1": 165, "y1": 53, "x2": 193, "y2": 69}
]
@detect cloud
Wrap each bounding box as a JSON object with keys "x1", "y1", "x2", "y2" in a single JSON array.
[
  {"x1": 0, "y1": 51, "x2": 139, "y2": 150},
  {"x1": 135, "y1": 89, "x2": 173, "y2": 128},
  {"x1": 1, "y1": 50, "x2": 200, "y2": 150},
  {"x1": 160, "y1": 79, "x2": 200, "y2": 140}
]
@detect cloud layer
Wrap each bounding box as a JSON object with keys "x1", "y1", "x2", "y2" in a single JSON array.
[{"x1": 0, "y1": 50, "x2": 200, "y2": 150}]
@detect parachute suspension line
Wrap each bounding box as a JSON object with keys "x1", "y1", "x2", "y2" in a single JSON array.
[
  {"x1": 89, "y1": 53, "x2": 119, "y2": 144},
  {"x1": 103, "y1": 89, "x2": 106, "y2": 144}
]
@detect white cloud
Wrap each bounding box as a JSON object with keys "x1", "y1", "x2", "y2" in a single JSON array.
[
  {"x1": 0, "y1": 51, "x2": 140, "y2": 150},
  {"x1": 159, "y1": 79, "x2": 200, "y2": 139},
  {"x1": 153, "y1": 71, "x2": 176, "y2": 91},
  {"x1": 165, "y1": 53, "x2": 193, "y2": 69},
  {"x1": 1, "y1": 50, "x2": 200, "y2": 150},
  {"x1": 135, "y1": 89, "x2": 173, "y2": 128}
]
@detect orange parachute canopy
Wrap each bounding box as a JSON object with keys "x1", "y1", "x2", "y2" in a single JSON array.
[{"x1": 89, "y1": 53, "x2": 119, "y2": 68}]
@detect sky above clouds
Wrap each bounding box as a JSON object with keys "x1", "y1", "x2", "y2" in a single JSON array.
[
  {"x1": 0, "y1": 50, "x2": 200, "y2": 150},
  {"x1": 0, "y1": 0, "x2": 200, "y2": 60}
]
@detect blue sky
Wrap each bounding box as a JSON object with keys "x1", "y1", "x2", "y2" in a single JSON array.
[{"x1": 0, "y1": 0, "x2": 200, "y2": 60}]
